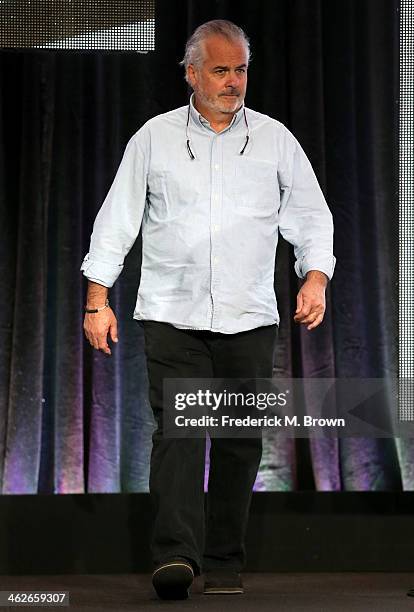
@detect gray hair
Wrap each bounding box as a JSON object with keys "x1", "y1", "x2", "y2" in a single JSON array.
[{"x1": 179, "y1": 20, "x2": 251, "y2": 84}]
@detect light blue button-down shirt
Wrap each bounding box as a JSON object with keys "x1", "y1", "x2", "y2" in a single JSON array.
[{"x1": 81, "y1": 95, "x2": 336, "y2": 334}]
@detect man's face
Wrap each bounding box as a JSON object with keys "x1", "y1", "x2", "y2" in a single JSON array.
[{"x1": 187, "y1": 34, "x2": 248, "y2": 117}]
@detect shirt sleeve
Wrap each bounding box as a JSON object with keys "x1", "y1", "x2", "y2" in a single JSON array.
[
  {"x1": 277, "y1": 127, "x2": 336, "y2": 281},
  {"x1": 80, "y1": 125, "x2": 150, "y2": 287}
]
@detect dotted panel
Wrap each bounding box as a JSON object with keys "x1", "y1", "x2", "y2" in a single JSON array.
[
  {"x1": 0, "y1": 0, "x2": 154, "y2": 51},
  {"x1": 400, "y1": 0, "x2": 414, "y2": 420}
]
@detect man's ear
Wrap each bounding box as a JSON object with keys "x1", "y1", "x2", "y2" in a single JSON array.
[{"x1": 187, "y1": 64, "x2": 197, "y2": 88}]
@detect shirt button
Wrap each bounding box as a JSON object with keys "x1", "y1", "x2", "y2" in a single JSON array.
[
  {"x1": 213, "y1": 225, "x2": 220, "y2": 232},
  {"x1": 212, "y1": 193, "x2": 218, "y2": 200},
  {"x1": 214, "y1": 164, "x2": 219, "y2": 170},
  {"x1": 213, "y1": 257, "x2": 219, "y2": 264}
]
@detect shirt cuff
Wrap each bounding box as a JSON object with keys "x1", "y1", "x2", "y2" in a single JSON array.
[
  {"x1": 295, "y1": 254, "x2": 336, "y2": 281},
  {"x1": 80, "y1": 254, "x2": 123, "y2": 288}
]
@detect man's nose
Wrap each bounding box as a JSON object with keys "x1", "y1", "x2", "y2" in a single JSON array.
[{"x1": 224, "y1": 71, "x2": 241, "y2": 88}]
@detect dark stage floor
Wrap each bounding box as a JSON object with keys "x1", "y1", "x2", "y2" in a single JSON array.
[{"x1": 0, "y1": 573, "x2": 413, "y2": 611}]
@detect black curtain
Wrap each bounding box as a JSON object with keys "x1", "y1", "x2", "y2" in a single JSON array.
[{"x1": 1, "y1": 0, "x2": 409, "y2": 494}]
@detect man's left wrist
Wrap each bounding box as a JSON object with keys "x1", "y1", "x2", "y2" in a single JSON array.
[{"x1": 305, "y1": 270, "x2": 328, "y2": 287}]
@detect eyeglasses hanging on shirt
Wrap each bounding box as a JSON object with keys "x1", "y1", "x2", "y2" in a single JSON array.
[{"x1": 186, "y1": 103, "x2": 250, "y2": 160}]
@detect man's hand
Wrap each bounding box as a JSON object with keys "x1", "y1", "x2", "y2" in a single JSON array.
[
  {"x1": 83, "y1": 307, "x2": 118, "y2": 355},
  {"x1": 294, "y1": 270, "x2": 328, "y2": 331}
]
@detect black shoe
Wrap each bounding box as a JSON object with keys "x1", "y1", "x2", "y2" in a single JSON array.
[
  {"x1": 152, "y1": 557, "x2": 194, "y2": 600},
  {"x1": 203, "y1": 569, "x2": 244, "y2": 594}
]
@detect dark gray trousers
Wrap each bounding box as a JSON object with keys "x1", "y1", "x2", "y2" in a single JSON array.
[{"x1": 142, "y1": 320, "x2": 278, "y2": 576}]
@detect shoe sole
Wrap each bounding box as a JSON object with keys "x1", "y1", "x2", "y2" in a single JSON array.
[
  {"x1": 152, "y1": 561, "x2": 194, "y2": 600},
  {"x1": 204, "y1": 586, "x2": 244, "y2": 594}
]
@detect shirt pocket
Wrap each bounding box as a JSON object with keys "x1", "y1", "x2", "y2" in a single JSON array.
[{"x1": 232, "y1": 158, "x2": 277, "y2": 210}]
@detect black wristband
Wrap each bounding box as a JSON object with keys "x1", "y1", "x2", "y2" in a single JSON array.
[{"x1": 85, "y1": 298, "x2": 109, "y2": 314}]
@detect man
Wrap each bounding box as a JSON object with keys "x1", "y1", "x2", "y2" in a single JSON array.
[{"x1": 81, "y1": 20, "x2": 335, "y2": 600}]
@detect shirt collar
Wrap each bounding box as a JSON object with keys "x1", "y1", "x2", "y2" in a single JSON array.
[{"x1": 189, "y1": 92, "x2": 245, "y2": 132}]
